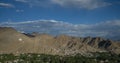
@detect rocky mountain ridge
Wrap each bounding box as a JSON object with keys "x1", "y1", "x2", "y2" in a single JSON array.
[{"x1": 0, "y1": 27, "x2": 120, "y2": 55}]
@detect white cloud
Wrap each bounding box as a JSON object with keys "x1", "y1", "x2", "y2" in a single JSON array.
[
  {"x1": 15, "y1": 0, "x2": 28, "y2": 3},
  {"x1": 0, "y1": 3, "x2": 15, "y2": 8},
  {"x1": 51, "y1": 0, "x2": 111, "y2": 9},
  {"x1": 15, "y1": 0, "x2": 52, "y2": 8},
  {"x1": 0, "y1": 19, "x2": 120, "y2": 40},
  {"x1": 14, "y1": 0, "x2": 111, "y2": 9},
  {"x1": 16, "y1": 9, "x2": 24, "y2": 12}
]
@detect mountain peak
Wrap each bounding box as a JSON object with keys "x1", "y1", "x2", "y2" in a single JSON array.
[{"x1": 0, "y1": 27, "x2": 16, "y2": 32}]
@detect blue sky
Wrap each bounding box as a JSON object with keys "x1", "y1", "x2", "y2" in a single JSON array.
[
  {"x1": 0, "y1": 0, "x2": 120, "y2": 40},
  {"x1": 0, "y1": 0, "x2": 120, "y2": 24}
]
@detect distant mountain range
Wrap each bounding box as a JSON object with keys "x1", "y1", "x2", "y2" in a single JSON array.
[{"x1": 0, "y1": 27, "x2": 120, "y2": 55}]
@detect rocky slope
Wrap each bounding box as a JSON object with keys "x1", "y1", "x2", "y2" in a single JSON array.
[{"x1": 0, "y1": 27, "x2": 120, "y2": 55}]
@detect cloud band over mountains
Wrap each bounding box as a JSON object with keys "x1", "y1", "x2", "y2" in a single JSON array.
[{"x1": 0, "y1": 19, "x2": 120, "y2": 40}]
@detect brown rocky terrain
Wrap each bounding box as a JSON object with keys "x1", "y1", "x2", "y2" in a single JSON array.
[{"x1": 0, "y1": 27, "x2": 120, "y2": 55}]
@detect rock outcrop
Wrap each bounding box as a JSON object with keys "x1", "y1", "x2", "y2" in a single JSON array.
[{"x1": 0, "y1": 27, "x2": 120, "y2": 55}]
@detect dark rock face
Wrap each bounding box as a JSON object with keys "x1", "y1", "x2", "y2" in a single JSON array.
[
  {"x1": 98, "y1": 40, "x2": 112, "y2": 49},
  {"x1": 0, "y1": 27, "x2": 120, "y2": 55}
]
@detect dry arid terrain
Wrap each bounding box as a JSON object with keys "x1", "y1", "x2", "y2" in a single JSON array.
[{"x1": 0, "y1": 27, "x2": 120, "y2": 55}]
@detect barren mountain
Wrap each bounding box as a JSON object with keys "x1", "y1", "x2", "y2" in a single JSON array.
[{"x1": 0, "y1": 27, "x2": 120, "y2": 55}]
